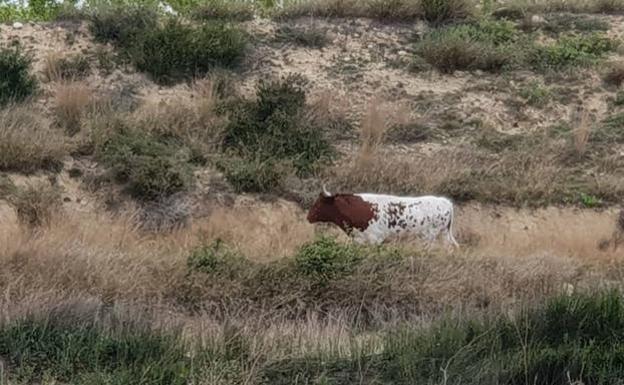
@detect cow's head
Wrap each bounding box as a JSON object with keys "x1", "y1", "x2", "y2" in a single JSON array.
[{"x1": 307, "y1": 185, "x2": 338, "y2": 224}]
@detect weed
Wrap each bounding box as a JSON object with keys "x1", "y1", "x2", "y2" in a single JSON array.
[
  {"x1": 519, "y1": 80, "x2": 551, "y2": 106},
  {"x1": 580, "y1": 192, "x2": 601, "y2": 207},
  {"x1": 0, "y1": 46, "x2": 37, "y2": 106}
]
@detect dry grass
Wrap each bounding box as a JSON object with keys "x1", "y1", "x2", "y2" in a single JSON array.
[
  {"x1": 0, "y1": 104, "x2": 68, "y2": 173},
  {"x1": 131, "y1": 78, "x2": 227, "y2": 152},
  {"x1": 53, "y1": 82, "x2": 93, "y2": 135},
  {"x1": 5, "y1": 180, "x2": 63, "y2": 227},
  {"x1": 42, "y1": 52, "x2": 91, "y2": 83},
  {"x1": 573, "y1": 108, "x2": 592, "y2": 156},
  {"x1": 603, "y1": 60, "x2": 624, "y2": 86}
]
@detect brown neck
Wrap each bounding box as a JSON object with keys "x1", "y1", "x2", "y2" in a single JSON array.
[{"x1": 330, "y1": 195, "x2": 375, "y2": 233}]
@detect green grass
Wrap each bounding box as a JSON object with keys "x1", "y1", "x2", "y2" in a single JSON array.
[
  {"x1": 519, "y1": 80, "x2": 551, "y2": 106},
  {"x1": 529, "y1": 33, "x2": 617, "y2": 71}
]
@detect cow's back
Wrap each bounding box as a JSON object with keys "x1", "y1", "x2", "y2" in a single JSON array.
[{"x1": 353, "y1": 194, "x2": 453, "y2": 244}]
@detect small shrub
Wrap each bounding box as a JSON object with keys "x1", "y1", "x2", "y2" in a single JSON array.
[
  {"x1": 519, "y1": 80, "x2": 551, "y2": 106},
  {"x1": 593, "y1": 112, "x2": 624, "y2": 144},
  {"x1": 0, "y1": 47, "x2": 37, "y2": 106},
  {"x1": 217, "y1": 155, "x2": 289, "y2": 193},
  {"x1": 363, "y1": 0, "x2": 422, "y2": 22},
  {"x1": 222, "y1": 74, "x2": 335, "y2": 178},
  {"x1": 129, "y1": 19, "x2": 247, "y2": 84},
  {"x1": 603, "y1": 60, "x2": 624, "y2": 86},
  {"x1": 580, "y1": 192, "x2": 601, "y2": 207},
  {"x1": 191, "y1": 0, "x2": 254, "y2": 21},
  {"x1": 7, "y1": 181, "x2": 63, "y2": 227},
  {"x1": 592, "y1": 0, "x2": 624, "y2": 13},
  {"x1": 415, "y1": 20, "x2": 521, "y2": 73},
  {"x1": 294, "y1": 236, "x2": 363, "y2": 284},
  {"x1": 187, "y1": 239, "x2": 247, "y2": 277},
  {"x1": 0, "y1": 105, "x2": 66, "y2": 173},
  {"x1": 89, "y1": 4, "x2": 159, "y2": 47},
  {"x1": 421, "y1": 0, "x2": 472, "y2": 25},
  {"x1": 614, "y1": 90, "x2": 624, "y2": 105},
  {"x1": 43, "y1": 53, "x2": 91, "y2": 82},
  {"x1": 385, "y1": 122, "x2": 432, "y2": 143},
  {"x1": 529, "y1": 33, "x2": 616, "y2": 70},
  {"x1": 52, "y1": 82, "x2": 92, "y2": 135},
  {"x1": 99, "y1": 130, "x2": 194, "y2": 201},
  {"x1": 275, "y1": 25, "x2": 329, "y2": 49},
  {"x1": 541, "y1": 14, "x2": 609, "y2": 35}
]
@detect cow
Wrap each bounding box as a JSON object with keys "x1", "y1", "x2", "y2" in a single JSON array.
[{"x1": 306, "y1": 186, "x2": 459, "y2": 247}]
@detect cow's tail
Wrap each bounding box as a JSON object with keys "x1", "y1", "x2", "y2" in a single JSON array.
[{"x1": 447, "y1": 203, "x2": 459, "y2": 248}]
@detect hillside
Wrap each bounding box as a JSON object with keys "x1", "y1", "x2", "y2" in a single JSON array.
[{"x1": 1, "y1": 0, "x2": 624, "y2": 383}]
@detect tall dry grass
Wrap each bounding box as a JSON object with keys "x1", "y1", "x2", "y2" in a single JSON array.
[
  {"x1": 573, "y1": 108, "x2": 592, "y2": 156},
  {"x1": 0, "y1": 104, "x2": 68, "y2": 173},
  {"x1": 53, "y1": 81, "x2": 93, "y2": 135}
]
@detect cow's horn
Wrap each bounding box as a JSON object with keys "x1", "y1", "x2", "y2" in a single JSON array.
[{"x1": 322, "y1": 184, "x2": 332, "y2": 197}]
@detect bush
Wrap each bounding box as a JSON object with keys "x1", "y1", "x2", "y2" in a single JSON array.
[
  {"x1": 415, "y1": 20, "x2": 520, "y2": 73},
  {"x1": 98, "y1": 130, "x2": 194, "y2": 201},
  {"x1": 0, "y1": 47, "x2": 37, "y2": 106},
  {"x1": 191, "y1": 0, "x2": 255, "y2": 21},
  {"x1": 421, "y1": 0, "x2": 472, "y2": 25},
  {"x1": 0, "y1": 105, "x2": 66, "y2": 173},
  {"x1": 217, "y1": 155, "x2": 290, "y2": 193},
  {"x1": 89, "y1": 4, "x2": 159, "y2": 47},
  {"x1": 221, "y1": 74, "x2": 334, "y2": 181},
  {"x1": 187, "y1": 239, "x2": 247, "y2": 277},
  {"x1": 127, "y1": 19, "x2": 247, "y2": 84},
  {"x1": 294, "y1": 236, "x2": 363, "y2": 284},
  {"x1": 529, "y1": 33, "x2": 617, "y2": 70}
]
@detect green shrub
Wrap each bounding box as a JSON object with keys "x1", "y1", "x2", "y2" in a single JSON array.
[
  {"x1": 415, "y1": 21, "x2": 520, "y2": 73},
  {"x1": 222, "y1": 74, "x2": 334, "y2": 180},
  {"x1": 594, "y1": 112, "x2": 624, "y2": 143},
  {"x1": 187, "y1": 239, "x2": 247, "y2": 277},
  {"x1": 614, "y1": 90, "x2": 624, "y2": 105},
  {"x1": 128, "y1": 19, "x2": 247, "y2": 84},
  {"x1": 99, "y1": 130, "x2": 194, "y2": 201},
  {"x1": 191, "y1": 0, "x2": 255, "y2": 21},
  {"x1": 421, "y1": 0, "x2": 472, "y2": 25},
  {"x1": 217, "y1": 155, "x2": 289, "y2": 193},
  {"x1": 529, "y1": 33, "x2": 617, "y2": 70},
  {"x1": 294, "y1": 236, "x2": 363, "y2": 284},
  {"x1": 0, "y1": 47, "x2": 37, "y2": 106},
  {"x1": 89, "y1": 4, "x2": 159, "y2": 47}
]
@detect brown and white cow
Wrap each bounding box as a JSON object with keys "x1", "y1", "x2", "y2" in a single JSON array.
[{"x1": 307, "y1": 186, "x2": 459, "y2": 247}]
